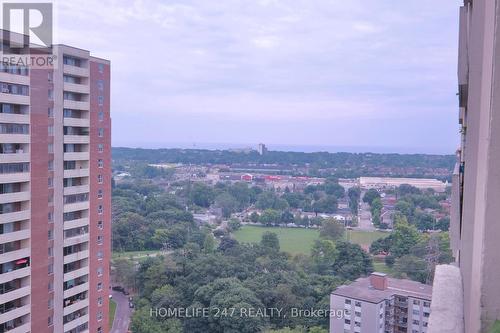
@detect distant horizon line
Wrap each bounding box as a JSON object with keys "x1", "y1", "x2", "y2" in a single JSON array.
[{"x1": 111, "y1": 141, "x2": 456, "y2": 156}]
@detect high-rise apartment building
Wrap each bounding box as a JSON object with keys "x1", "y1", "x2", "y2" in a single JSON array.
[
  {"x1": 0, "y1": 31, "x2": 111, "y2": 333},
  {"x1": 428, "y1": 0, "x2": 500, "y2": 332},
  {"x1": 330, "y1": 273, "x2": 432, "y2": 333}
]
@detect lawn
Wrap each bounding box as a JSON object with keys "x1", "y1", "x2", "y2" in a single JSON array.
[
  {"x1": 109, "y1": 299, "x2": 117, "y2": 330},
  {"x1": 233, "y1": 226, "x2": 388, "y2": 255},
  {"x1": 346, "y1": 230, "x2": 388, "y2": 247},
  {"x1": 234, "y1": 226, "x2": 319, "y2": 255},
  {"x1": 373, "y1": 261, "x2": 394, "y2": 275}
]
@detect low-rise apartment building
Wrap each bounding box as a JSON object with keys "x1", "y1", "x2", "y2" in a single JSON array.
[{"x1": 330, "y1": 273, "x2": 432, "y2": 333}]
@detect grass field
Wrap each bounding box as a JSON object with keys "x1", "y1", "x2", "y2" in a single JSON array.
[
  {"x1": 234, "y1": 226, "x2": 320, "y2": 255},
  {"x1": 346, "y1": 230, "x2": 388, "y2": 246},
  {"x1": 373, "y1": 261, "x2": 394, "y2": 275},
  {"x1": 234, "y1": 226, "x2": 388, "y2": 255},
  {"x1": 109, "y1": 299, "x2": 117, "y2": 330}
]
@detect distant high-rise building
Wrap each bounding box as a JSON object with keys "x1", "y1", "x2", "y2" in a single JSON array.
[
  {"x1": 257, "y1": 143, "x2": 267, "y2": 155},
  {"x1": 429, "y1": 0, "x2": 500, "y2": 332},
  {"x1": 330, "y1": 273, "x2": 432, "y2": 333},
  {"x1": 0, "y1": 31, "x2": 111, "y2": 333}
]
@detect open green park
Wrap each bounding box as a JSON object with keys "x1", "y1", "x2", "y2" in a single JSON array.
[{"x1": 233, "y1": 225, "x2": 388, "y2": 255}]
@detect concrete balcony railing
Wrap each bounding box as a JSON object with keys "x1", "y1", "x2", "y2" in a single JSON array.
[
  {"x1": 63, "y1": 152, "x2": 90, "y2": 161},
  {"x1": 0, "y1": 113, "x2": 29, "y2": 124},
  {"x1": 427, "y1": 265, "x2": 465, "y2": 333},
  {"x1": 0, "y1": 229, "x2": 30, "y2": 244},
  {"x1": 64, "y1": 250, "x2": 89, "y2": 265},
  {"x1": 64, "y1": 282, "x2": 89, "y2": 299},
  {"x1": 64, "y1": 168, "x2": 89, "y2": 178},
  {"x1": 63, "y1": 218, "x2": 89, "y2": 231},
  {"x1": 5, "y1": 321, "x2": 30, "y2": 333},
  {"x1": 63, "y1": 99, "x2": 89, "y2": 111},
  {"x1": 0, "y1": 304, "x2": 30, "y2": 326},
  {"x1": 0, "y1": 248, "x2": 30, "y2": 265},
  {"x1": 0, "y1": 210, "x2": 30, "y2": 224},
  {"x1": 64, "y1": 117, "x2": 90, "y2": 128},
  {"x1": 0, "y1": 191, "x2": 30, "y2": 204},
  {"x1": 0, "y1": 153, "x2": 30, "y2": 164},
  {"x1": 63, "y1": 82, "x2": 90, "y2": 94},
  {"x1": 64, "y1": 266, "x2": 89, "y2": 282},
  {"x1": 1, "y1": 285, "x2": 30, "y2": 305},
  {"x1": 0, "y1": 134, "x2": 30, "y2": 144},
  {"x1": 0, "y1": 267, "x2": 30, "y2": 285},
  {"x1": 63, "y1": 201, "x2": 89, "y2": 213},
  {"x1": 63, "y1": 297, "x2": 89, "y2": 317},
  {"x1": 63, "y1": 185, "x2": 89, "y2": 196},
  {"x1": 0, "y1": 93, "x2": 29, "y2": 105},
  {"x1": 63, "y1": 313, "x2": 89, "y2": 333},
  {"x1": 63, "y1": 64, "x2": 89, "y2": 78},
  {"x1": 63, "y1": 135, "x2": 90, "y2": 145},
  {"x1": 0, "y1": 173, "x2": 30, "y2": 184},
  {"x1": 0, "y1": 72, "x2": 30, "y2": 85},
  {"x1": 64, "y1": 233, "x2": 89, "y2": 247}
]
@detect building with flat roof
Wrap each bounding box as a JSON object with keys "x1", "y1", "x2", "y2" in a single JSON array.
[
  {"x1": 330, "y1": 273, "x2": 432, "y2": 333},
  {"x1": 0, "y1": 31, "x2": 111, "y2": 333},
  {"x1": 359, "y1": 177, "x2": 447, "y2": 193}
]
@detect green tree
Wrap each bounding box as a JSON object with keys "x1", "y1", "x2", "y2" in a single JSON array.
[
  {"x1": 259, "y1": 209, "x2": 281, "y2": 226},
  {"x1": 363, "y1": 189, "x2": 380, "y2": 205},
  {"x1": 261, "y1": 232, "x2": 280, "y2": 252},
  {"x1": 391, "y1": 216, "x2": 421, "y2": 258},
  {"x1": 228, "y1": 218, "x2": 242, "y2": 231},
  {"x1": 311, "y1": 239, "x2": 338, "y2": 274},
  {"x1": 319, "y1": 219, "x2": 345, "y2": 241}
]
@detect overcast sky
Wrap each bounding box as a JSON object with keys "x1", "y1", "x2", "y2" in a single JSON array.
[{"x1": 54, "y1": 0, "x2": 460, "y2": 154}]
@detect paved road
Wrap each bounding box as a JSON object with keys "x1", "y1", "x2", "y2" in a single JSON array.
[
  {"x1": 358, "y1": 201, "x2": 376, "y2": 231},
  {"x1": 110, "y1": 290, "x2": 132, "y2": 333}
]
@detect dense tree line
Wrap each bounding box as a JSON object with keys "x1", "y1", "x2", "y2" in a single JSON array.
[
  {"x1": 113, "y1": 147, "x2": 455, "y2": 180},
  {"x1": 129, "y1": 229, "x2": 373, "y2": 333},
  {"x1": 369, "y1": 215, "x2": 453, "y2": 283}
]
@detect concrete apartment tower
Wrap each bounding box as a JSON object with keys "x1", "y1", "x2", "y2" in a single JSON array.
[
  {"x1": 0, "y1": 32, "x2": 111, "y2": 333},
  {"x1": 433, "y1": 0, "x2": 500, "y2": 332}
]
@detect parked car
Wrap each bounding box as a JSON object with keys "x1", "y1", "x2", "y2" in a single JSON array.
[
  {"x1": 129, "y1": 302, "x2": 134, "y2": 308},
  {"x1": 112, "y1": 286, "x2": 125, "y2": 293},
  {"x1": 128, "y1": 296, "x2": 133, "y2": 302},
  {"x1": 123, "y1": 289, "x2": 130, "y2": 295}
]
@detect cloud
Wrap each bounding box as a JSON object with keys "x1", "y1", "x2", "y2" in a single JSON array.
[{"x1": 53, "y1": 0, "x2": 460, "y2": 153}]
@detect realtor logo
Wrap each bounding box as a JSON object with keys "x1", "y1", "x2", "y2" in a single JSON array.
[{"x1": 3, "y1": 3, "x2": 53, "y2": 48}]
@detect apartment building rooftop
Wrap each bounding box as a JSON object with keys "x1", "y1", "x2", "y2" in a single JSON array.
[{"x1": 332, "y1": 272, "x2": 433, "y2": 304}]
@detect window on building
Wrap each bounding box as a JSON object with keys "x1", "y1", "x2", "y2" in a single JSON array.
[
  {"x1": 355, "y1": 301, "x2": 362, "y2": 307},
  {"x1": 98, "y1": 159, "x2": 103, "y2": 168},
  {"x1": 97, "y1": 267, "x2": 103, "y2": 277},
  {"x1": 98, "y1": 205, "x2": 103, "y2": 214},
  {"x1": 48, "y1": 281, "x2": 53, "y2": 292},
  {"x1": 97, "y1": 80, "x2": 104, "y2": 90},
  {"x1": 48, "y1": 143, "x2": 53, "y2": 153},
  {"x1": 98, "y1": 111, "x2": 104, "y2": 121},
  {"x1": 98, "y1": 296, "x2": 103, "y2": 306},
  {"x1": 98, "y1": 95, "x2": 104, "y2": 105},
  {"x1": 97, "y1": 235, "x2": 103, "y2": 245},
  {"x1": 97, "y1": 310, "x2": 103, "y2": 321},
  {"x1": 98, "y1": 144, "x2": 104, "y2": 153},
  {"x1": 97, "y1": 221, "x2": 103, "y2": 230},
  {"x1": 48, "y1": 316, "x2": 53, "y2": 326},
  {"x1": 97, "y1": 251, "x2": 103, "y2": 260},
  {"x1": 97, "y1": 282, "x2": 103, "y2": 291},
  {"x1": 48, "y1": 177, "x2": 53, "y2": 188},
  {"x1": 98, "y1": 63, "x2": 104, "y2": 73},
  {"x1": 48, "y1": 229, "x2": 53, "y2": 240},
  {"x1": 97, "y1": 189, "x2": 103, "y2": 199},
  {"x1": 98, "y1": 174, "x2": 103, "y2": 184},
  {"x1": 48, "y1": 107, "x2": 54, "y2": 118},
  {"x1": 98, "y1": 128, "x2": 104, "y2": 137},
  {"x1": 345, "y1": 299, "x2": 351, "y2": 305},
  {"x1": 48, "y1": 263, "x2": 53, "y2": 274}
]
